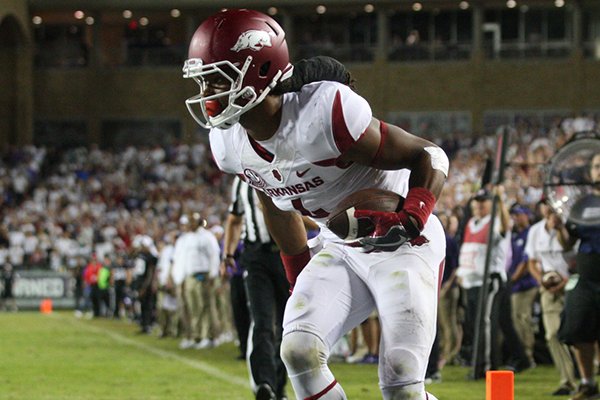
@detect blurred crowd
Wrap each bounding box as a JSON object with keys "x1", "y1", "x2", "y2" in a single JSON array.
[
  {"x1": 0, "y1": 142, "x2": 229, "y2": 272},
  {"x1": 1, "y1": 114, "x2": 599, "y2": 396}
]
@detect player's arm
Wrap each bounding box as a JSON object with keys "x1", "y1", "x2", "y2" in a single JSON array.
[
  {"x1": 256, "y1": 190, "x2": 309, "y2": 289},
  {"x1": 339, "y1": 117, "x2": 447, "y2": 198},
  {"x1": 338, "y1": 118, "x2": 448, "y2": 250}
]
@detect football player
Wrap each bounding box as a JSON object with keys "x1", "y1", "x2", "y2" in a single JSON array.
[{"x1": 183, "y1": 9, "x2": 448, "y2": 400}]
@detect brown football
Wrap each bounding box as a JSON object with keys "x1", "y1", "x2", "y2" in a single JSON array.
[
  {"x1": 326, "y1": 188, "x2": 404, "y2": 240},
  {"x1": 541, "y1": 271, "x2": 564, "y2": 290}
]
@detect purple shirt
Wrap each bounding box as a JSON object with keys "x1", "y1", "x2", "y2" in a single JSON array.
[{"x1": 508, "y1": 226, "x2": 538, "y2": 293}]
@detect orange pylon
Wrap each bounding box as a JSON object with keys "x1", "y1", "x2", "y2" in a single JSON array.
[{"x1": 40, "y1": 298, "x2": 53, "y2": 314}]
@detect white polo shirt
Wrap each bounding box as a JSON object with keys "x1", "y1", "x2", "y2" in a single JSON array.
[
  {"x1": 171, "y1": 228, "x2": 220, "y2": 284},
  {"x1": 524, "y1": 219, "x2": 572, "y2": 278}
]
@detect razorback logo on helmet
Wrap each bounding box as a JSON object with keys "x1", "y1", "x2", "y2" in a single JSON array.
[{"x1": 231, "y1": 30, "x2": 275, "y2": 52}]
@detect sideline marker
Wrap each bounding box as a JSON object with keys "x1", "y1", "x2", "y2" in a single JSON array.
[
  {"x1": 486, "y1": 370, "x2": 514, "y2": 400},
  {"x1": 40, "y1": 298, "x2": 53, "y2": 314}
]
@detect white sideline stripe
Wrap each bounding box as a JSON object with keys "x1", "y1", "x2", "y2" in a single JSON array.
[{"x1": 54, "y1": 314, "x2": 249, "y2": 388}]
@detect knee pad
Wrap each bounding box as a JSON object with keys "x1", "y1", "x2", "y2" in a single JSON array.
[
  {"x1": 381, "y1": 345, "x2": 428, "y2": 390},
  {"x1": 280, "y1": 330, "x2": 329, "y2": 375}
]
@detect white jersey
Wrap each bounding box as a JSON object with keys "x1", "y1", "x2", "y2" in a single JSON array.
[{"x1": 210, "y1": 81, "x2": 410, "y2": 242}]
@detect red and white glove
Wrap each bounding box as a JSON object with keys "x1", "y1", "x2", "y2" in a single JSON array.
[
  {"x1": 280, "y1": 247, "x2": 311, "y2": 293},
  {"x1": 354, "y1": 187, "x2": 436, "y2": 252}
]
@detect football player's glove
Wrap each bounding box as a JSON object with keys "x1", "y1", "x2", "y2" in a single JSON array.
[
  {"x1": 353, "y1": 210, "x2": 418, "y2": 252},
  {"x1": 352, "y1": 187, "x2": 436, "y2": 252}
]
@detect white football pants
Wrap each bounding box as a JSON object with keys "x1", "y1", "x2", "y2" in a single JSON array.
[{"x1": 281, "y1": 215, "x2": 445, "y2": 400}]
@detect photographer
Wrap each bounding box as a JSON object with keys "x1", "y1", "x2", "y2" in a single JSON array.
[{"x1": 556, "y1": 153, "x2": 600, "y2": 400}]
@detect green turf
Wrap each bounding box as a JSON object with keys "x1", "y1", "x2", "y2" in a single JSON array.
[{"x1": 0, "y1": 311, "x2": 564, "y2": 399}]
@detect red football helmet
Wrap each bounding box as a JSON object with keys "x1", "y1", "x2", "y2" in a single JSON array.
[{"x1": 183, "y1": 9, "x2": 293, "y2": 129}]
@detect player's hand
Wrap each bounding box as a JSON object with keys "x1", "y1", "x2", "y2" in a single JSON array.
[{"x1": 353, "y1": 210, "x2": 419, "y2": 252}]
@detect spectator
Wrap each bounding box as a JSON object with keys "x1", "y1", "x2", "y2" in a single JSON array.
[
  {"x1": 83, "y1": 253, "x2": 103, "y2": 318},
  {"x1": 156, "y1": 231, "x2": 178, "y2": 337},
  {"x1": 131, "y1": 235, "x2": 159, "y2": 334},
  {"x1": 172, "y1": 213, "x2": 221, "y2": 349},
  {"x1": 437, "y1": 213, "x2": 462, "y2": 369},
  {"x1": 457, "y1": 186, "x2": 529, "y2": 378},
  {"x1": 1, "y1": 263, "x2": 18, "y2": 312},
  {"x1": 72, "y1": 256, "x2": 86, "y2": 317},
  {"x1": 526, "y1": 199, "x2": 577, "y2": 396},
  {"x1": 97, "y1": 256, "x2": 112, "y2": 316},
  {"x1": 111, "y1": 253, "x2": 131, "y2": 319},
  {"x1": 507, "y1": 204, "x2": 538, "y2": 367}
]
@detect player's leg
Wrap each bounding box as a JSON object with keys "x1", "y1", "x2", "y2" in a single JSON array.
[
  {"x1": 281, "y1": 243, "x2": 374, "y2": 400},
  {"x1": 367, "y1": 217, "x2": 445, "y2": 400}
]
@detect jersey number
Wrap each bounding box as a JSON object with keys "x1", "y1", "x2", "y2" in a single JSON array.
[{"x1": 291, "y1": 199, "x2": 329, "y2": 218}]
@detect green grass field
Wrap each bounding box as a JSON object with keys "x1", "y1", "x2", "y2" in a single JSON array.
[{"x1": 0, "y1": 311, "x2": 563, "y2": 399}]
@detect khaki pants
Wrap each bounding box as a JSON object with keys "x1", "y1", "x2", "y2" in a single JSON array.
[
  {"x1": 184, "y1": 275, "x2": 221, "y2": 341},
  {"x1": 438, "y1": 285, "x2": 461, "y2": 363},
  {"x1": 184, "y1": 275, "x2": 204, "y2": 340},
  {"x1": 157, "y1": 291, "x2": 178, "y2": 337},
  {"x1": 511, "y1": 287, "x2": 538, "y2": 364},
  {"x1": 202, "y1": 278, "x2": 221, "y2": 340},
  {"x1": 176, "y1": 283, "x2": 191, "y2": 339},
  {"x1": 541, "y1": 289, "x2": 576, "y2": 386},
  {"x1": 215, "y1": 279, "x2": 233, "y2": 337}
]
